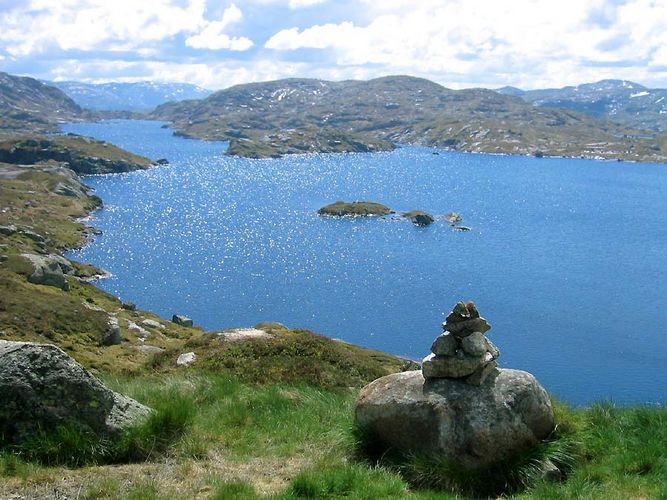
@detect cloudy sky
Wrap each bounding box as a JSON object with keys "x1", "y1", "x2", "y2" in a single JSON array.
[{"x1": 0, "y1": 0, "x2": 666, "y2": 90}]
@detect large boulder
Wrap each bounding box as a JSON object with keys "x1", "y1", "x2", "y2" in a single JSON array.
[
  {"x1": 20, "y1": 253, "x2": 75, "y2": 291},
  {"x1": 355, "y1": 369, "x2": 554, "y2": 469},
  {"x1": 0, "y1": 340, "x2": 151, "y2": 444}
]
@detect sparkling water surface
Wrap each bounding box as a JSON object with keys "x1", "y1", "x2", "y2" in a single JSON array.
[{"x1": 64, "y1": 120, "x2": 667, "y2": 406}]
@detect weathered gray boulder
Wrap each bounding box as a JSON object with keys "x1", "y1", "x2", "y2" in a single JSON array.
[
  {"x1": 101, "y1": 316, "x2": 122, "y2": 345},
  {"x1": 355, "y1": 369, "x2": 554, "y2": 469},
  {"x1": 0, "y1": 340, "x2": 151, "y2": 444},
  {"x1": 20, "y1": 253, "x2": 75, "y2": 290}
]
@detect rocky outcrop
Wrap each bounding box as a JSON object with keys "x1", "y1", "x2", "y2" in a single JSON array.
[
  {"x1": 402, "y1": 210, "x2": 435, "y2": 226},
  {"x1": 20, "y1": 253, "x2": 75, "y2": 291},
  {"x1": 355, "y1": 301, "x2": 554, "y2": 470},
  {"x1": 172, "y1": 314, "x2": 193, "y2": 327},
  {"x1": 0, "y1": 340, "x2": 151, "y2": 444},
  {"x1": 0, "y1": 136, "x2": 153, "y2": 174}
]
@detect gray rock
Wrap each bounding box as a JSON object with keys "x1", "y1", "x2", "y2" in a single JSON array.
[
  {"x1": 127, "y1": 320, "x2": 150, "y2": 339},
  {"x1": 445, "y1": 317, "x2": 491, "y2": 337},
  {"x1": 422, "y1": 351, "x2": 493, "y2": 378},
  {"x1": 0, "y1": 225, "x2": 17, "y2": 236},
  {"x1": 176, "y1": 352, "x2": 197, "y2": 366},
  {"x1": 465, "y1": 360, "x2": 499, "y2": 386},
  {"x1": 20, "y1": 253, "x2": 75, "y2": 291},
  {"x1": 446, "y1": 301, "x2": 471, "y2": 323},
  {"x1": 486, "y1": 339, "x2": 501, "y2": 359},
  {"x1": 172, "y1": 314, "x2": 193, "y2": 327},
  {"x1": 431, "y1": 332, "x2": 458, "y2": 356},
  {"x1": 461, "y1": 331, "x2": 487, "y2": 356},
  {"x1": 135, "y1": 345, "x2": 165, "y2": 354},
  {"x1": 355, "y1": 369, "x2": 554, "y2": 469},
  {"x1": 0, "y1": 340, "x2": 151, "y2": 444},
  {"x1": 142, "y1": 319, "x2": 165, "y2": 329},
  {"x1": 20, "y1": 229, "x2": 46, "y2": 243},
  {"x1": 101, "y1": 317, "x2": 121, "y2": 345},
  {"x1": 465, "y1": 302, "x2": 480, "y2": 318}
]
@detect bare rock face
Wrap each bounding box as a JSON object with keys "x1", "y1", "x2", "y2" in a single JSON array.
[
  {"x1": 0, "y1": 340, "x2": 151, "y2": 444},
  {"x1": 355, "y1": 369, "x2": 554, "y2": 469},
  {"x1": 355, "y1": 301, "x2": 555, "y2": 470}
]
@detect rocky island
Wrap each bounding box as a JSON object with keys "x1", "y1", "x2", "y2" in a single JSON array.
[
  {"x1": 317, "y1": 201, "x2": 393, "y2": 217},
  {"x1": 402, "y1": 210, "x2": 435, "y2": 226}
]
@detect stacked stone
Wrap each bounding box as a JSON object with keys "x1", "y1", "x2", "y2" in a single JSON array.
[{"x1": 422, "y1": 301, "x2": 500, "y2": 386}]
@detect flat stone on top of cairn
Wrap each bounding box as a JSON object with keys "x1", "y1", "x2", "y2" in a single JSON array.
[{"x1": 422, "y1": 301, "x2": 500, "y2": 386}]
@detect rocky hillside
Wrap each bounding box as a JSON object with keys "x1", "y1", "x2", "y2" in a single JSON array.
[
  {"x1": 47, "y1": 80, "x2": 212, "y2": 112},
  {"x1": 497, "y1": 79, "x2": 667, "y2": 132},
  {"x1": 0, "y1": 134, "x2": 154, "y2": 174},
  {"x1": 0, "y1": 72, "x2": 85, "y2": 138},
  {"x1": 152, "y1": 75, "x2": 667, "y2": 162}
]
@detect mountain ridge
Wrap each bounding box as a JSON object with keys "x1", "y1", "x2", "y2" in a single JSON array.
[
  {"x1": 152, "y1": 75, "x2": 667, "y2": 162},
  {"x1": 46, "y1": 80, "x2": 212, "y2": 112},
  {"x1": 496, "y1": 79, "x2": 667, "y2": 131}
]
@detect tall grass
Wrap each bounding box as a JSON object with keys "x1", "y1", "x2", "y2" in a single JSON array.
[{"x1": 0, "y1": 385, "x2": 196, "y2": 467}]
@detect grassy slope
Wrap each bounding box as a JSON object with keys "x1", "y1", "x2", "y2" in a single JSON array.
[
  {"x1": 1, "y1": 162, "x2": 666, "y2": 499},
  {"x1": 2, "y1": 375, "x2": 666, "y2": 499},
  {"x1": 0, "y1": 134, "x2": 154, "y2": 174}
]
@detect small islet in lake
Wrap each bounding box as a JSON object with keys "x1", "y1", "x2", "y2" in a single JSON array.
[{"x1": 64, "y1": 120, "x2": 667, "y2": 406}]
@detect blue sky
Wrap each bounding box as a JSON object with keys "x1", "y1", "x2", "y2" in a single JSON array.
[{"x1": 0, "y1": 0, "x2": 666, "y2": 90}]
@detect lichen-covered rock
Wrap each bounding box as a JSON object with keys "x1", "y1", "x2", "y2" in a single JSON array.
[
  {"x1": 0, "y1": 340, "x2": 151, "y2": 444},
  {"x1": 355, "y1": 369, "x2": 554, "y2": 469}
]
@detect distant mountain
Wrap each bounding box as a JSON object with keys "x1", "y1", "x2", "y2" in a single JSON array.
[
  {"x1": 497, "y1": 80, "x2": 667, "y2": 131},
  {"x1": 0, "y1": 72, "x2": 84, "y2": 139},
  {"x1": 47, "y1": 81, "x2": 212, "y2": 112},
  {"x1": 152, "y1": 75, "x2": 667, "y2": 162}
]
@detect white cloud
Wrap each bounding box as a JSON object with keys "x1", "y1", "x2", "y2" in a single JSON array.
[
  {"x1": 266, "y1": 22, "x2": 356, "y2": 50},
  {"x1": 1, "y1": 0, "x2": 666, "y2": 89},
  {"x1": 265, "y1": 0, "x2": 667, "y2": 89},
  {"x1": 44, "y1": 58, "x2": 309, "y2": 89},
  {"x1": 0, "y1": 0, "x2": 208, "y2": 56},
  {"x1": 185, "y1": 3, "x2": 253, "y2": 51},
  {"x1": 288, "y1": 0, "x2": 327, "y2": 8}
]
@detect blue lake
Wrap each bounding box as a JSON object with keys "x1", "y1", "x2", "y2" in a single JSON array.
[{"x1": 63, "y1": 120, "x2": 667, "y2": 406}]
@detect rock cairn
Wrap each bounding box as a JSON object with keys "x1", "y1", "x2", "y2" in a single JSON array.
[{"x1": 422, "y1": 301, "x2": 500, "y2": 386}]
